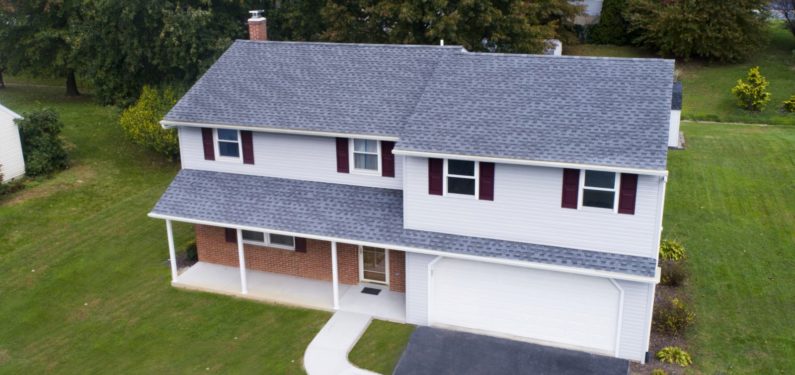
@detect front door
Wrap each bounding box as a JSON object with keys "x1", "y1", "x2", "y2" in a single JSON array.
[{"x1": 360, "y1": 246, "x2": 389, "y2": 284}]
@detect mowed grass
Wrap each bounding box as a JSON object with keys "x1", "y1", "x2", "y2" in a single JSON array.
[
  {"x1": 566, "y1": 24, "x2": 795, "y2": 126},
  {"x1": 665, "y1": 122, "x2": 795, "y2": 373},
  {"x1": 349, "y1": 320, "x2": 415, "y2": 374},
  {"x1": 0, "y1": 86, "x2": 331, "y2": 373}
]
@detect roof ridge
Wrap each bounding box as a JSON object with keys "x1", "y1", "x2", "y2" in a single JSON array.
[
  {"x1": 462, "y1": 50, "x2": 675, "y2": 63},
  {"x1": 234, "y1": 39, "x2": 466, "y2": 50}
]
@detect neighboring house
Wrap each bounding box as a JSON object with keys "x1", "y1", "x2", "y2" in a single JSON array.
[
  {"x1": 150, "y1": 13, "x2": 677, "y2": 363},
  {"x1": 0, "y1": 103, "x2": 25, "y2": 182}
]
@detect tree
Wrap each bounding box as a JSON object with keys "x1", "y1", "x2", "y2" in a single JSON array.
[
  {"x1": 319, "y1": 0, "x2": 583, "y2": 54},
  {"x1": 731, "y1": 66, "x2": 772, "y2": 111},
  {"x1": 589, "y1": 0, "x2": 629, "y2": 45},
  {"x1": 624, "y1": 0, "x2": 769, "y2": 62},
  {"x1": 16, "y1": 109, "x2": 69, "y2": 176},
  {"x1": 119, "y1": 86, "x2": 180, "y2": 159},
  {"x1": 772, "y1": 0, "x2": 795, "y2": 36},
  {"x1": 1, "y1": 0, "x2": 84, "y2": 96}
]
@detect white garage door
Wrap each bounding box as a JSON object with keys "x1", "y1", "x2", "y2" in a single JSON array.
[{"x1": 430, "y1": 258, "x2": 621, "y2": 355}]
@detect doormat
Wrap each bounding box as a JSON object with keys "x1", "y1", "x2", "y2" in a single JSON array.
[{"x1": 362, "y1": 287, "x2": 382, "y2": 295}]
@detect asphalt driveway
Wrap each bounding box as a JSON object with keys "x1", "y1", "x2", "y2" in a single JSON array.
[{"x1": 393, "y1": 327, "x2": 629, "y2": 375}]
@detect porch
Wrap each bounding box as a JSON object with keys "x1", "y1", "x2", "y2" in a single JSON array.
[{"x1": 173, "y1": 261, "x2": 406, "y2": 323}]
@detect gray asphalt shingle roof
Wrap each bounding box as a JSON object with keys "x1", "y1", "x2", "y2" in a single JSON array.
[
  {"x1": 151, "y1": 169, "x2": 657, "y2": 277},
  {"x1": 165, "y1": 40, "x2": 675, "y2": 171}
]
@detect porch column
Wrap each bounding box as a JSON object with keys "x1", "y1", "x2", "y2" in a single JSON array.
[
  {"x1": 331, "y1": 241, "x2": 340, "y2": 309},
  {"x1": 165, "y1": 219, "x2": 178, "y2": 282},
  {"x1": 236, "y1": 229, "x2": 248, "y2": 294}
]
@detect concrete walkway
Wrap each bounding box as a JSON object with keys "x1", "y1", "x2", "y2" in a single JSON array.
[{"x1": 304, "y1": 311, "x2": 379, "y2": 375}]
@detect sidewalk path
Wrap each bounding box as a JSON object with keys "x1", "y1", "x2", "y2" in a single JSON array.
[{"x1": 304, "y1": 311, "x2": 379, "y2": 375}]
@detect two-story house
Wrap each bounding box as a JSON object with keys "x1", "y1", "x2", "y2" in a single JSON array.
[{"x1": 149, "y1": 13, "x2": 676, "y2": 363}]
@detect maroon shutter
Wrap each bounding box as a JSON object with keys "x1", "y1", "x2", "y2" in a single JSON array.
[
  {"x1": 241, "y1": 130, "x2": 254, "y2": 164},
  {"x1": 428, "y1": 158, "x2": 443, "y2": 195},
  {"x1": 224, "y1": 228, "x2": 237, "y2": 243},
  {"x1": 479, "y1": 162, "x2": 495, "y2": 201},
  {"x1": 561, "y1": 169, "x2": 580, "y2": 209},
  {"x1": 336, "y1": 138, "x2": 349, "y2": 173},
  {"x1": 381, "y1": 141, "x2": 395, "y2": 177},
  {"x1": 202, "y1": 128, "x2": 215, "y2": 160},
  {"x1": 294, "y1": 237, "x2": 307, "y2": 253},
  {"x1": 618, "y1": 173, "x2": 638, "y2": 215}
]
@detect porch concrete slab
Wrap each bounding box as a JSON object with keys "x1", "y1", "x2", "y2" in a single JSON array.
[
  {"x1": 394, "y1": 327, "x2": 629, "y2": 375},
  {"x1": 340, "y1": 284, "x2": 405, "y2": 323},
  {"x1": 304, "y1": 311, "x2": 378, "y2": 375}
]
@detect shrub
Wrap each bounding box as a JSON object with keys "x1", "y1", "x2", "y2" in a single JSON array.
[
  {"x1": 653, "y1": 297, "x2": 695, "y2": 335},
  {"x1": 119, "y1": 86, "x2": 179, "y2": 159},
  {"x1": 185, "y1": 241, "x2": 198, "y2": 262},
  {"x1": 783, "y1": 95, "x2": 795, "y2": 113},
  {"x1": 731, "y1": 67, "x2": 772, "y2": 111},
  {"x1": 651, "y1": 369, "x2": 668, "y2": 375},
  {"x1": 589, "y1": 0, "x2": 629, "y2": 45},
  {"x1": 659, "y1": 239, "x2": 685, "y2": 261},
  {"x1": 660, "y1": 259, "x2": 686, "y2": 287},
  {"x1": 656, "y1": 346, "x2": 692, "y2": 367},
  {"x1": 16, "y1": 109, "x2": 69, "y2": 176}
]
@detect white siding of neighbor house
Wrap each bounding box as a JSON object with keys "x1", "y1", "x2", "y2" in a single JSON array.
[
  {"x1": 403, "y1": 157, "x2": 662, "y2": 258},
  {"x1": 405, "y1": 252, "x2": 436, "y2": 326},
  {"x1": 669, "y1": 110, "x2": 682, "y2": 148},
  {"x1": 179, "y1": 126, "x2": 403, "y2": 189},
  {"x1": 616, "y1": 280, "x2": 654, "y2": 362},
  {"x1": 0, "y1": 108, "x2": 25, "y2": 181}
]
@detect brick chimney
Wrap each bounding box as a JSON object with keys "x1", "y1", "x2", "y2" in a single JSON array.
[{"x1": 248, "y1": 10, "x2": 267, "y2": 41}]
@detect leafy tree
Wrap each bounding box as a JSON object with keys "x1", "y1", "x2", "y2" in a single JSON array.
[
  {"x1": 16, "y1": 109, "x2": 69, "y2": 176},
  {"x1": 319, "y1": 0, "x2": 583, "y2": 54},
  {"x1": 731, "y1": 66, "x2": 772, "y2": 111},
  {"x1": 771, "y1": 0, "x2": 795, "y2": 37},
  {"x1": 1, "y1": 0, "x2": 84, "y2": 96},
  {"x1": 119, "y1": 86, "x2": 180, "y2": 159},
  {"x1": 624, "y1": 0, "x2": 769, "y2": 62},
  {"x1": 588, "y1": 0, "x2": 628, "y2": 45}
]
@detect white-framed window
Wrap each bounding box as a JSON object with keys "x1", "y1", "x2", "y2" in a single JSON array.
[
  {"x1": 579, "y1": 170, "x2": 619, "y2": 211},
  {"x1": 350, "y1": 139, "x2": 380, "y2": 174},
  {"x1": 214, "y1": 129, "x2": 243, "y2": 162},
  {"x1": 444, "y1": 159, "x2": 478, "y2": 197},
  {"x1": 241, "y1": 230, "x2": 296, "y2": 250}
]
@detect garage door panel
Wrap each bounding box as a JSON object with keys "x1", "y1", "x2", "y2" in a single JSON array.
[{"x1": 431, "y1": 259, "x2": 619, "y2": 354}]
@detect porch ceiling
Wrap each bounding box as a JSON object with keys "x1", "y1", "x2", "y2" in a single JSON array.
[{"x1": 150, "y1": 169, "x2": 656, "y2": 278}]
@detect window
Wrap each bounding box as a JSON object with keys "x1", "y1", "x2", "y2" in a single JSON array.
[
  {"x1": 215, "y1": 129, "x2": 242, "y2": 160},
  {"x1": 445, "y1": 159, "x2": 478, "y2": 196},
  {"x1": 241, "y1": 230, "x2": 295, "y2": 250},
  {"x1": 581, "y1": 170, "x2": 618, "y2": 210},
  {"x1": 351, "y1": 139, "x2": 380, "y2": 173}
]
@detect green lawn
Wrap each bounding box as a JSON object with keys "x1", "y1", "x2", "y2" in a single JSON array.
[
  {"x1": 566, "y1": 24, "x2": 795, "y2": 126},
  {"x1": 665, "y1": 122, "x2": 795, "y2": 373},
  {"x1": 0, "y1": 86, "x2": 331, "y2": 373},
  {"x1": 349, "y1": 320, "x2": 415, "y2": 374}
]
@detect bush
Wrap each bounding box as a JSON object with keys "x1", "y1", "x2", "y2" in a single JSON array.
[
  {"x1": 659, "y1": 239, "x2": 685, "y2": 261},
  {"x1": 588, "y1": 0, "x2": 629, "y2": 45},
  {"x1": 653, "y1": 297, "x2": 695, "y2": 335},
  {"x1": 731, "y1": 67, "x2": 772, "y2": 111},
  {"x1": 656, "y1": 346, "x2": 693, "y2": 367},
  {"x1": 660, "y1": 259, "x2": 686, "y2": 287},
  {"x1": 184, "y1": 241, "x2": 198, "y2": 262},
  {"x1": 16, "y1": 109, "x2": 69, "y2": 176},
  {"x1": 119, "y1": 86, "x2": 179, "y2": 159},
  {"x1": 624, "y1": 0, "x2": 768, "y2": 62},
  {"x1": 783, "y1": 95, "x2": 795, "y2": 113},
  {"x1": 651, "y1": 369, "x2": 668, "y2": 375}
]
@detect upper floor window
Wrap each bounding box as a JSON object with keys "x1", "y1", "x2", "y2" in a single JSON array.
[
  {"x1": 215, "y1": 129, "x2": 242, "y2": 161},
  {"x1": 445, "y1": 159, "x2": 478, "y2": 196},
  {"x1": 581, "y1": 170, "x2": 618, "y2": 210},
  {"x1": 242, "y1": 230, "x2": 296, "y2": 250},
  {"x1": 351, "y1": 139, "x2": 380, "y2": 174}
]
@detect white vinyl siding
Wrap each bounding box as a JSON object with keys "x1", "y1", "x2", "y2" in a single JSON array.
[
  {"x1": 179, "y1": 127, "x2": 402, "y2": 189},
  {"x1": 0, "y1": 109, "x2": 25, "y2": 181},
  {"x1": 403, "y1": 157, "x2": 661, "y2": 258},
  {"x1": 405, "y1": 252, "x2": 436, "y2": 325},
  {"x1": 615, "y1": 280, "x2": 655, "y2": 361}
]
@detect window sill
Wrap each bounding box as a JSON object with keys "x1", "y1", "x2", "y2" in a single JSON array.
[
  {"x1": 242, "y1": 241, "x2": 295, "y2": 251},
  {"x1": 350, "y1": 168, "x2": 381, "y2": 176},
  {"x1": 443, "y1": 192, "x2": 478, "y2": 200}
]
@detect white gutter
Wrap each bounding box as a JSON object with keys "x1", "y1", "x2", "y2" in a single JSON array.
[
  {"x1": 0, "y1": 103, "x2": 22, "y2": 120},
  {"x1": 159, "y1": 120, "x2": 400, "y2": 142},
  {"x1": 392, "y1": 149, "x2": 669, "y2": 177},
  {"x1": 148, "y1": 212, "x2": 659, "y2": 283}
]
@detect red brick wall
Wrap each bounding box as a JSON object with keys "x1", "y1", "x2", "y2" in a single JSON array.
[{"x1": 194, "y1": 225, "x2": 406, "y2": 292}]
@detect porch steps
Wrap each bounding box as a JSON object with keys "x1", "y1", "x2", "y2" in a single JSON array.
[{"x1": 304, "y1": 311, "x2": 379, "y2": 375}]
